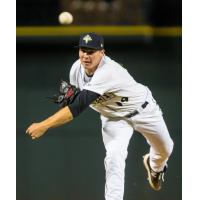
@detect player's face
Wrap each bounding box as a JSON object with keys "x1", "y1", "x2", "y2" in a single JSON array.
[{"x1": 79, "y1": 48, "x2": 104, "y2": 74}]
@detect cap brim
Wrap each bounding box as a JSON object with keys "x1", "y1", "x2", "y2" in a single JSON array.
[{"x1": 74, "y1": 45, "x2": 103, "y2": 50}]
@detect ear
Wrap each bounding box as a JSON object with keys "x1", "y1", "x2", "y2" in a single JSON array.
[{"x1": 101, "y1": 49, "x2": 105, "y2": 55}]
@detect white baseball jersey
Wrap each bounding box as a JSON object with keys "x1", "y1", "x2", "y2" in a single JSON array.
[{"x1": 69, "y1": 55, "x2": 151, "y2": 118}]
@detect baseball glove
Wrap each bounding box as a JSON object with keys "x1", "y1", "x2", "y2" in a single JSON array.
[{"x1": 48, "y1": 80, "x2": 80, "y2": 107}]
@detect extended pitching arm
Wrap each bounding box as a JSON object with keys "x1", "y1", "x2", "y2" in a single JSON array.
[{"x1": 26, "y1": 106, "x2": 73, "y2": 140}]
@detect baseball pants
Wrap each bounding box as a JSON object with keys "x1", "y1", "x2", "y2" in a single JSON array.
[{"x1": 101, "y1": 98, "x2": 174, "y2": 200}]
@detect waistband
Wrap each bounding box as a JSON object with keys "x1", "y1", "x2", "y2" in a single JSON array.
[{"x1": 125, "y1": 101, "x2": 149, "y2": 118}]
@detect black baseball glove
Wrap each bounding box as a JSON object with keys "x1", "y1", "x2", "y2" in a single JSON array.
[{"x1": 48, "y1": 80, "x2": 80, "y2": 107}]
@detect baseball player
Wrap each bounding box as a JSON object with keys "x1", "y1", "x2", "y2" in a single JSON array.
[{"x1": 26, "y1": 32, "x2": 174, "y2": 200}]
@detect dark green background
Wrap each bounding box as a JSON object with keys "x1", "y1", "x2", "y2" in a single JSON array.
[{"x1": 17, "y1": 36, "x2": 181, "y2": 200}]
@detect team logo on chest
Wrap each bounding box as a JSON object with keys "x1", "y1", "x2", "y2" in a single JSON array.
[
  {"x1": 83, "y1": 34, "x2": 92, "y2": 44},
  {"x1": 92, "y1": 93, "x2": 116, "y2": 105}
]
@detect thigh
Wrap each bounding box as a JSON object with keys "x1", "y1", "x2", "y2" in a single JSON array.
[
  {"x1": 134, "y1": 108, "x2": 173, "y2": 153},
  {"x1": 101, "y1": 116, "x2": 134, "y2": 151}
]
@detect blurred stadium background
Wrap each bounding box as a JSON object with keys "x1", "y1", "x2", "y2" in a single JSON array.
[{"x1": 16, "y1": 0, "x2": 182, "y2": 200}]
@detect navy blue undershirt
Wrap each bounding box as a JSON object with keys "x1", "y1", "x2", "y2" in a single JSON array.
[{"x1": 68, "y1": 89, "x2": 100, "y2": 117}]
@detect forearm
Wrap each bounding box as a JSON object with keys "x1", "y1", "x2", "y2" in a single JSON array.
[
  {"x1": 40, "y1": 106, "x2": 73, "y2": 130},
  {"x1": 26, "y1": 89, "x2": 99, "y2": 140}
]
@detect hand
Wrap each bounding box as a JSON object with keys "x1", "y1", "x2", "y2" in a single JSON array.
[{"x1": 26, "y1": 122, "x2": 48, "y2": 140}]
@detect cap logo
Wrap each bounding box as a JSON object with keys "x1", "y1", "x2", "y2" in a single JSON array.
[{"x1": 83, "y1": 34, "x2": 92, "y2": 44}]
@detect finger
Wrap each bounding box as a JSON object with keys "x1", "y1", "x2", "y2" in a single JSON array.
[
  {"x1": 26, "y1": 125, "x2": 33, "y2": 134},
  {"x1": 26, "y1": 129, "x2": 32, "y2": 135},
  {"x1": 27, "y1": 130, "x2": 35, "y2": 137},
  {"x1": 31, "y1": 135, "x2": 36, "y2": 139},
  {"x1": 26, "y1": 123, "x2": 35, "y2": 134},
  {"x1": 25, "y1": 127, "x2": 30, "y2": 134},
  {"x1": 32, "y1": 136, "x2": 38, "y2": 140}
]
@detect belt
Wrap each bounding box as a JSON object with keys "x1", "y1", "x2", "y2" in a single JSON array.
[{"x1": 126, "y1": 101, "x2": 149, "y2": 118}]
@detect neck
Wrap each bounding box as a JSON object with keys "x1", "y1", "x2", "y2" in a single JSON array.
[
  {"x1": 85, "y1": 71, "x2": 94, "y2": 77},
  {"x1": 85, "y1": 68, "x2": 96, "y2": 76}
]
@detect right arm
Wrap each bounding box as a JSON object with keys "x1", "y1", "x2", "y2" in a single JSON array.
[
  {"x1": 26, "y1": 90, "x2": 100, "y2": 140},
  {"x1": 26, "y1": 106, "x2": 73, "y2": 140}
]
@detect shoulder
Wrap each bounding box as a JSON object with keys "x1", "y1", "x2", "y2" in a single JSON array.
[
  {"x1": 104, "y1": 56, "x2": 124, "y2": 69},
  {"x1": 91, "y1": 57, "x2": 117, "y2": 82},
  {"x1": 99, "y1": 56, "x2": 126, "y2": 76},
  {"x1": 69, "y1": 59, "x2": 81, "y2": 85},
  {"x1": 70, "y1": 59, "x2": 81, "y2": 76},
  {"x1": 71, "y1": 59, "x2": 81, "y2": 71}
]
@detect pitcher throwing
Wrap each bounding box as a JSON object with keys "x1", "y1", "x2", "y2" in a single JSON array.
[{"x1": 26, "y1": 32, "x2": 174, "y2": 200}]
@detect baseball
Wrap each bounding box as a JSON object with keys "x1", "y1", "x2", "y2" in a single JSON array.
[{"x1": 58, "y1": 12, "x2": 73, "y2": 25}]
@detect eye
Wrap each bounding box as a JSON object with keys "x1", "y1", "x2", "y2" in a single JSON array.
[
  {"x1": 87, "y1": 50, "x2": 95, "y2": 55},
  {"x1": 81, "y1": 49, "x2": 96, "y2": 55}
]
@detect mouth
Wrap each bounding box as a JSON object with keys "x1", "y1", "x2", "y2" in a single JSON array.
[{"x1": 83, "y1": 61, "x2": 91, "y2": 66}]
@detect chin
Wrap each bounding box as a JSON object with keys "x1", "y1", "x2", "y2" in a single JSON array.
[{"x1": 83, "y1": 64, "x2": 92, "y2": 69}]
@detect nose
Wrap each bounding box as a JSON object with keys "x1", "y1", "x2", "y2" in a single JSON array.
[{"x1": 83, "y1": 52, "x2": 89, "y2": 57}]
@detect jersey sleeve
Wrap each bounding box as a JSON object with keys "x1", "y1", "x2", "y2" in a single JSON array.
[
  {"x1": 83, "y1": 65, "x2": 116, "y2": 95},
  {"x1": 68, "y1": 89, "x2": 100, "y2": 117}
]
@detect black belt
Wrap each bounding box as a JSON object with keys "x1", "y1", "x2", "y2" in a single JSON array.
[{"x1": 126, "y1": 101, "x2": 149, "y2": 118}]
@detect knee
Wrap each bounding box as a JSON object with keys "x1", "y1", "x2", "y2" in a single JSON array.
[
  {"x1": 104, "y1": 147, "x2": 128, "y2": 170},
  {"x1": 106, "y1": 148, "x2": 128, "y2": 160},
  {"x1": 105, "y1": 141, "x2": 128, "y2": 159},
  {"x1": 167, "y1": 138, "x2": 174, "y2": 156},
  {"x1": 162, "y1": 138, "x2": 174, "y2": 158}
]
